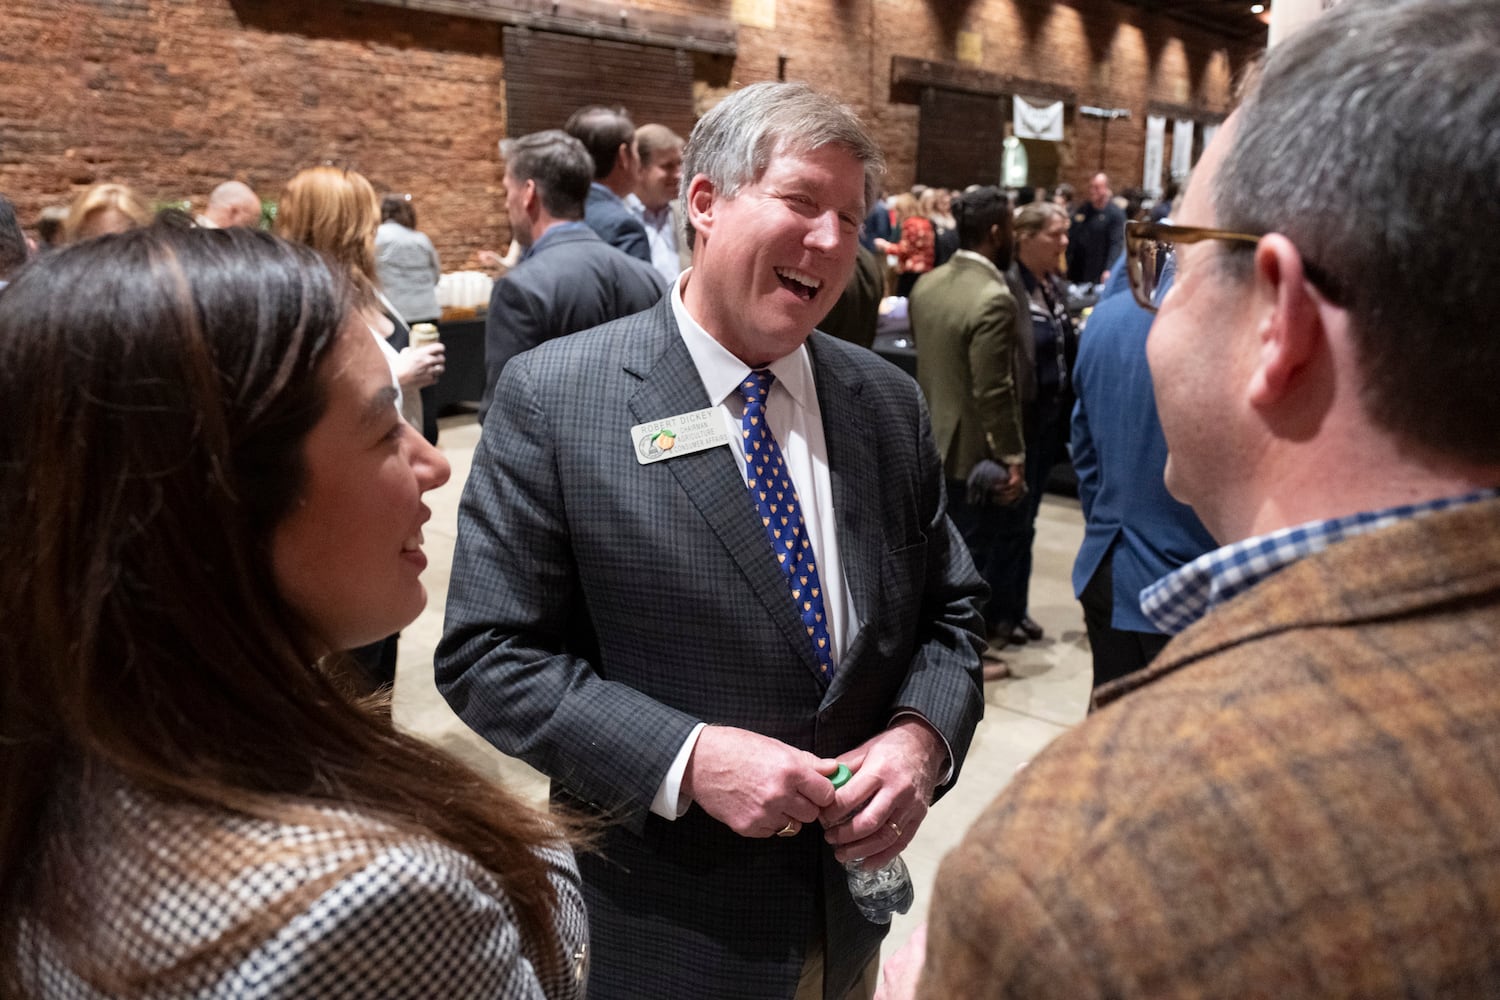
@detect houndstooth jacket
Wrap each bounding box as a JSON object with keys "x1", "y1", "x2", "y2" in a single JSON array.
[{"x1": 15, "y1": 782, "x2": 588, "y2": 999}]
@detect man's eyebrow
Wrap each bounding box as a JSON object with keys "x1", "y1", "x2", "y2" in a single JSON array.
[{"x1": 360, "y1": 384, "x2": 400, "y2": 426}]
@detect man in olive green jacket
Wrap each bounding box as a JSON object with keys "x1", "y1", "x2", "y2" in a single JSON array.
[{"x1": 909, "y1": 186, "x2": 1026, "y2": 659}]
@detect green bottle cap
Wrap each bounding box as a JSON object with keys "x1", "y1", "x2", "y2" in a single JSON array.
[{"x1": 830, "y1": 763, "x2": 853, "y2": 788}]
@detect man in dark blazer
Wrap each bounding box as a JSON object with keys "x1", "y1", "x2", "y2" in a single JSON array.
[
  {"x1": 1069, "y1": 272, "x2": 1214, "y2": 692},
  {"x1": 440, "y1": 82, "x2": 986, "y2": 1000},
  {"x1": 881, "y1": 3, "x2": 1500, "y2": 996},
  {"x1": 907, "y1": 186, "x2": 1025, "y2": 675},
  {"x1": 1065, "y1": 171, "x2": 1125, "y2": 286},
  {"x1": 566, "y1": 105, "x2": 652, "y2": 263},
  {"x1": 479, "y1": 129, "x2": 666, "y2": 424}
]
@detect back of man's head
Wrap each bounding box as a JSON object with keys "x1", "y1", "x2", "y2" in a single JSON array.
[
  {"x1": 564, "y1": 106, "x2": 636, "y2": 180},
  {"x1": 679, "y1": 82, "x2": 885, "y2": 250},
  {"x1": 501, "y1": 130, "x2": 593, "y2": 221},
  {"x1": 205, "y1": 181, "x2": 260, "y2": 228},
  {"x1": 1216, "y1": 0, "x2": 1500, "y2": 464},
  {"x1": 0, "y1": 195, "x2": 27, "y2": 279},
  {"x1": 953, "y1": 186, "x2": 1011, "y2": 266}
]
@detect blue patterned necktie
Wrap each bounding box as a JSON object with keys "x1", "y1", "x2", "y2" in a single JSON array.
[{"x1": 737, "y1": 369, "x2": 836, "y2": 680}]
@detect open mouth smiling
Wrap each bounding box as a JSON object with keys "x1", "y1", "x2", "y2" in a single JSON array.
[{"x1": 775, "y1": 266, "x2": 822, "y2": 302}]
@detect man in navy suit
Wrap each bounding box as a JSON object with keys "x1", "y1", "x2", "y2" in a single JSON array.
[
  {"x1": 565, "y1": 105, "x2": 653, "y2": 263},
  {"x1": 479, "y1": 129, "x2": 666, "y2": 424},
  {"x1": 440, "y1": 83, "x2": 986, "y2": 999},
  {"x1": 1069, "y1": 269, "x2": 1214, "y2": 691}
]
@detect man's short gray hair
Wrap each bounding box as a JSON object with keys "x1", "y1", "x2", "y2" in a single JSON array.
[
  {"x1": 1215, "y1": 0, "x2": 1500, "y2": 463},
  {"x1": 679, "y1": 82, "x2": 885, "y2": 249}
]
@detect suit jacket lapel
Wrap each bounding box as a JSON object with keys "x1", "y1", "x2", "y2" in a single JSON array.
[
  {"x1": 623, "y1": 301, "x2": 827, "y2": 684},
  {"x1": 808, "y1": 336, "x2": 883, "y2": 700}
]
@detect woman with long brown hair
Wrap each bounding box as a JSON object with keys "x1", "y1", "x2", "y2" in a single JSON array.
[
  {"x1": 276, "y1": 165, "x2": 446, "y2": 439},
  {"x1": 0, "y1": 225, "x2": 586, "y2": 998},
  {"x1": 874, "y1": 190, "x2": 936, "y2": 297}
]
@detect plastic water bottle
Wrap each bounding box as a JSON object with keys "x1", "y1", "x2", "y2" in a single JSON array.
[{"x1": 830, "y1": 764, "x2": 914, "y2": 924}]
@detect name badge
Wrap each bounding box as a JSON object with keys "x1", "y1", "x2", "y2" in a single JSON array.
[{"x1": 631, "y1": 407, "x2": 730, "y2": 464}]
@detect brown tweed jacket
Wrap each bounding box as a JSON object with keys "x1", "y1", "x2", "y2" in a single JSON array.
[{"x1": 920, "y1": 496, "x2": 1500, "y2": 998}]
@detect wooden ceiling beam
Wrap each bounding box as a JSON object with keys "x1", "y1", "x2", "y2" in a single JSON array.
[{"x1": 352, "y1": 0, "x2": 738, "y2": 55}]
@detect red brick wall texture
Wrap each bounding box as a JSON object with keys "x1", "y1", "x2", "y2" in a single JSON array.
[{"x1": 0, "y1": 0, "x2": 1257, "y2": 264}]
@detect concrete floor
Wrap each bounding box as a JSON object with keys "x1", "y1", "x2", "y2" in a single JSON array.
[{"x1": 393, "y1": 412, "x2": 1093, "y2": 962}]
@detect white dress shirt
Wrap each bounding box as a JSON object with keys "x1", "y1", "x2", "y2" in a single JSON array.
[
  {"x1": 650, "y1": 269, "x2": 859, "y2": 818},
  {"x1": 626, "y1": 192, "x2": 684, "y2": 284}
]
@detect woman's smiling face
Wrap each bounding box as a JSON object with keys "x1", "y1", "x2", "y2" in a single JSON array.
[{"x1": 270, "y1": 326, "x2": 451, "y2": 654}]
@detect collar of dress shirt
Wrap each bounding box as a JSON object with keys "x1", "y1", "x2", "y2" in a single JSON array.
[
  {"x1": 669, "y1": 269, "x2": 817, "y2": 412},
  {"x1": 1140, "y1": 487, "x2": 1500, "y2": 635},
  {"x1": 627, "y1": 191, "x2": 673, "y2": 228},
  {"x1": 952, "y1": 248, "x2": 1004, "y2": 282}
]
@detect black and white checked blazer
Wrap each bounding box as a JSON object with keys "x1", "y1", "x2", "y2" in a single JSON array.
[{"x1": 15, "y1": 782, "x2": 588, "y2": 999}]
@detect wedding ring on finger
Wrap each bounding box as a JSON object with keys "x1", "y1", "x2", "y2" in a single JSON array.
[
  {"x1": 776, "y1": 820, "x2": 801, "y2": 838},
  {"x1": 888, "y1": 821, "x2": 902, "y2": 839}
]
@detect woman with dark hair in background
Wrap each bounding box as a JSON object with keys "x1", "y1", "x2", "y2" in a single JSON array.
[
  {"x1": 376, "y1": 192, "x2": 442, "y2": 329},
  {"x1": 377, "y1": 192, "x2": 445, "y2": 444},
  {"x1": 0, "y1": 225, "x2": 586, "y2": 998}
]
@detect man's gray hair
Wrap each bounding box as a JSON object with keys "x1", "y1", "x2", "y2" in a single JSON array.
[
  {"x1": 1215, "y1": 0, "x2": 1500, "y2": 463},
  {"x1": 499, "y1": 130, "x2": 593, "y2": 221},
  {"x1": 679, "y1": 82, "x2": 885, "y2": 249}
]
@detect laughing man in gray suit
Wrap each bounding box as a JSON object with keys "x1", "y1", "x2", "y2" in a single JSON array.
[{"x1": 439, "y1": 83, "x2": 986, "y2": 1000}]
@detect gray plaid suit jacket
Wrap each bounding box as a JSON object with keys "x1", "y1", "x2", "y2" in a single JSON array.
[{"x1": 438, "y1": 296, "x2": 986, "y2": 999}]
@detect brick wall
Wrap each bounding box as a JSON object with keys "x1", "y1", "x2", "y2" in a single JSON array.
[{"x1": 0, "y1": 0, "x2": 1256, "y2": 261}]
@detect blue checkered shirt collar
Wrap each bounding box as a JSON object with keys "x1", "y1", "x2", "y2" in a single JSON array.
[{"x1": 1141, "y1": 488, "x2": 1500, "y2": 635}]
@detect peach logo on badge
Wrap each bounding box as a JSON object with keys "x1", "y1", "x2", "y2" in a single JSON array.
[
  {"x1": 640, "y1": 428, "x2": 677, "y2": 459},
  {"x1": 630, "y1": 409, "x2": 730, "y2": 465}
]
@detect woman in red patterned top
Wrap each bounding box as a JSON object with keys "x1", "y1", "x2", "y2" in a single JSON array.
[{"x1": 875, "y1": 191, "x2": 935, "y2": 297}]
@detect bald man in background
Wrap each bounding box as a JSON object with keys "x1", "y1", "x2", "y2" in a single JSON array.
[{"x1": 196, "y1": 181, "x2": 261, "y2": 229}]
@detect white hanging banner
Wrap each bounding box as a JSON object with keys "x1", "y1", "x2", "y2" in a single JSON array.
[
  {"x1": 1002, "y1": 135, "x2": 1029, "y2": 188},
  {"x1": 1201, "y1": 122, "x2": 1220, "y2": 155},
  {"x1": 1013, "y1": 96, "x2": 1064, "y2": 142},
  {"x1": 1171, "y1": 119, "x2": 1195, "y2": 181},
  {"x1": 1144, "y1": 115, "x2": 1166, "y2": 198}
]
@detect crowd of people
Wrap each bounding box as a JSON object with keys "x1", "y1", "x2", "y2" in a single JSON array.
[{"x1": 2, "y1": 1, "x2": 1499, "y2": 996}]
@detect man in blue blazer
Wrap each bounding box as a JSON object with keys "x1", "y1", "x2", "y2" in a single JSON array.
[
  {"x1": 479, "y1": 129, "x2": 666, "y2": 424},
  {"x1": 439, "y1": 83, "x2": 986, "y2": 999},
  {"x1": 1069, "y1": 270, "x2": 1214, "y2": 691},
  {"x1": 566, "y1": 105, "x2": 653, "y2": 263}
]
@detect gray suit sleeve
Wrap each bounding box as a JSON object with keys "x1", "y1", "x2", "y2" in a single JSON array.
[
  {"x1": 438, "y1": 355, "x2": 700, "y2": 828},
  {"x1": 888, "y1": 381, "x2": 988, "y2": 790}
]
